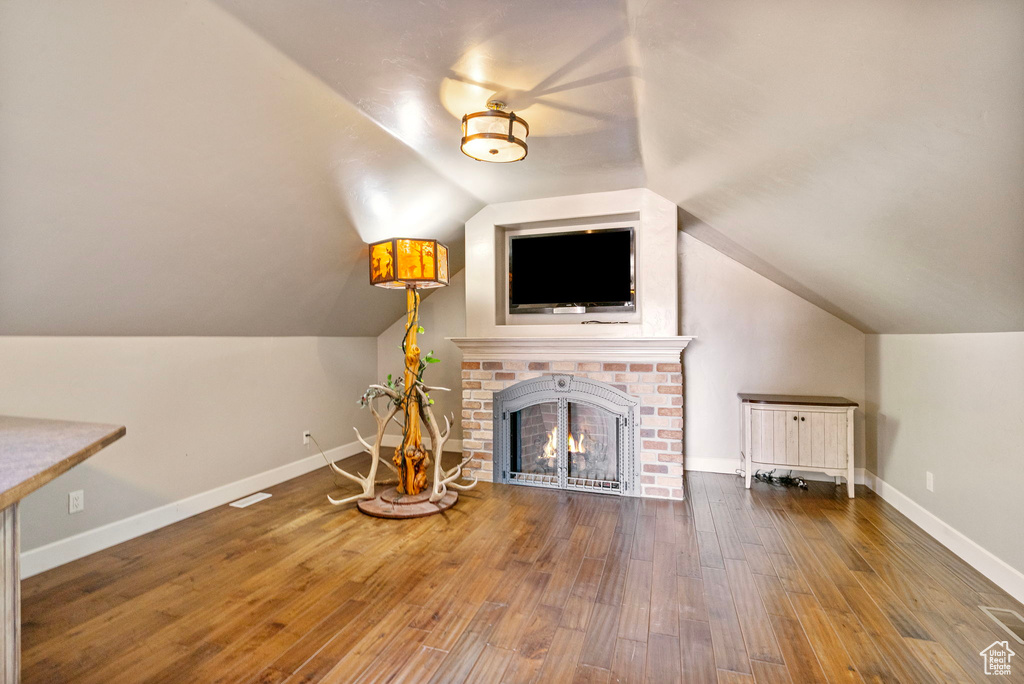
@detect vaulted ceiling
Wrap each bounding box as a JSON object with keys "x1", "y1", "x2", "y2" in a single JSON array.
[{"x1": 2, "y1": 0, "x2": 1021, "y2": 336}]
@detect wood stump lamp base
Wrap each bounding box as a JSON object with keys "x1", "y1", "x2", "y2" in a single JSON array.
[{"x1": 356, "y1": 486, "x2": 458, "y2": 519}]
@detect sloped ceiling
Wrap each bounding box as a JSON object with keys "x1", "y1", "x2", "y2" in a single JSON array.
[{"x1": 1, "y1": 0, "x2": 1021, "y2": 336}]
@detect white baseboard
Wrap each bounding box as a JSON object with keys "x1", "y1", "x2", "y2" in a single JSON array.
[
  {"x1": 20, "y1": 441, "x2": 365, "y2": 579},
  {"x1": 380, "y1": 434, "x2": 464, "y2": 452},
  {"x1": 868, "y1": 475, "x2": 1024, "y2": 605}
]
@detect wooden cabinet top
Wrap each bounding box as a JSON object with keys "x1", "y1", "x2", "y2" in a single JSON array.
[
  {"x1": 738, "y1": 394, "x2": 858, "y2": 407},
  {"x1": 0, "y1": 416, "x2": 125, "y2": 510}
]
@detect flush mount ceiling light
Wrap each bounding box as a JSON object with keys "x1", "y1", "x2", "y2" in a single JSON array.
[{"x1": 461, "y1": 100, "x2": 529, "y2": 162}]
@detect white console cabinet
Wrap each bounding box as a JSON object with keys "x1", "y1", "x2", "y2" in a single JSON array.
[{"x1": 739, "y1": 394, "x2": 857, "y2": 497}]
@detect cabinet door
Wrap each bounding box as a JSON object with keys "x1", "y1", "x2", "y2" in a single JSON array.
[
  {"x1": 830, "y1": 411, "x2": 848, "y2": 468},
  {"x1": 750, "y1": 409, "x2": 780, "y2": 463},
  {"x1": 772, "y1": 411, "x2": 787, "y2": 465},
  {"x1": 797, "y1": 412, "x2": 814, "y2": 466},
  {"x1": 796, "y1": 412, "x2": 827, "y2": 467},
  {"x1": 809, "y1": 412, "x2": 826, "y2": 467},
  {"x1": 750, "y1": 408, "x2": 764, "y2": 462},
  {"x1": 824, "y1": 413, "x2": 841, "y2": 468},
  {"x1": 837, "y1": 410, "x2": 849, "y2": 467},
  {"x1": 786, "y1": 411, "x2": 800, "y2": 466}
]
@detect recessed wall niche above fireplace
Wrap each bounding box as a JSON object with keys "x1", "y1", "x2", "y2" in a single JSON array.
[
  {"x1": 494, "y1": 375, "x2": 639, "y2": 495},
  {"x1": 463, "y1": 188, "x2": 679, "y2": 338}
]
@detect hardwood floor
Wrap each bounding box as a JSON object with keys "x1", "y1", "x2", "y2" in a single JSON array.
[{"x1": 21, "y1": 457, "x2": 1024, "y2": 683}]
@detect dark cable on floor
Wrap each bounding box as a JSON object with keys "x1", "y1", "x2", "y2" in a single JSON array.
[{"x1": 753, "y1": 469, "x2": 808, "y2": 489}]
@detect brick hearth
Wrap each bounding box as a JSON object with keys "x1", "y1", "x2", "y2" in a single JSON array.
[{"x1": 460, "y1": 360, "x2": 684, "y2": 499}]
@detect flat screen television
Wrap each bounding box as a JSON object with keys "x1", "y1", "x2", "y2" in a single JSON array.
[{"x1": 508, "y1": 227, "x2": 635, "y2": 314}]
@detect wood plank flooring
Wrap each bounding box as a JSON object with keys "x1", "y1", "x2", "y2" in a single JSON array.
[{"x1": 20, "y1": 457, "x2": 1024, "y2": 683}]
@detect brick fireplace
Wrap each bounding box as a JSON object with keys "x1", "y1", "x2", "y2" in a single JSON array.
[{"x1": 451, "y1": 338, "x2": 691, "y2": 499}]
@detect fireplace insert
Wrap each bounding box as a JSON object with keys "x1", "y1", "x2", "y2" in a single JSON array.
[{"x1": 494, "y1": 375, "x2": 639, "y2": 495}]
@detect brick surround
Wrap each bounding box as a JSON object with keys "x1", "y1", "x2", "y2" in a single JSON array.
[{"x1": 461, "y1": 360, "x2": 684, "y2": 499}]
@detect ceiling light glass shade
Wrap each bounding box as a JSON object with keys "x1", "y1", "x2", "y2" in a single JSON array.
[
  {"x1": 369, "y1": 237, "x2": 450, "y2": 289},
  {"x1": 461, "y1": 103, "x2": 529, "y2": 162}
]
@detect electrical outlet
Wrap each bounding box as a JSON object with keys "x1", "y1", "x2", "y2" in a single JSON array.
[
  {"x1": 303, "y1": 430, "x2": 311, "y2": 446},
  {"x1": 68, "y1": 490, "x2": 84, "y2": 514},
  {"x1": 926, "y1": 471, "x2": 934, "y2": 492}
]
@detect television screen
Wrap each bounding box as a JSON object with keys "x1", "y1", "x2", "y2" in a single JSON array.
[{"x1": 509, "y1": 228, "x2": 635, "y2": 312}]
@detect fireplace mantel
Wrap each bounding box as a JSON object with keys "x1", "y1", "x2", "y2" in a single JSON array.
[{"x1": 449, "y1": 336, "x2": 694, "y2": 363}]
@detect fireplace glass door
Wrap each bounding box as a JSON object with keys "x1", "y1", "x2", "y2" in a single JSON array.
[
  {"x1": 566, "y1": 402, "x2": 619, "y2": 489},
  {"x1": 508, "y1": 399, "x2": 622, "y2": 492},
  {"x1": 509, "y1": 402, "x2": 560, "y2": 487}
]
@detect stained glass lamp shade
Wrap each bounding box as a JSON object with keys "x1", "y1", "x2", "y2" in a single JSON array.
[{"x1": 369, "y1": 238, "x2": 450, "y2": 289}]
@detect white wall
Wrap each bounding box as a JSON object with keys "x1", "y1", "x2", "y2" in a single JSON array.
[
  {"x1": 679, "y1": 232, "x2": 867, "y2": 472},
  {"x1": 376, "y1": 271, "x2": 467, "y2": 444},
  {"x1": 0, "y1": 337, "x2": 377, "y2": 552},
  {"x1": 866, "y1": 332, "x2": 1024, "y2": 576}
]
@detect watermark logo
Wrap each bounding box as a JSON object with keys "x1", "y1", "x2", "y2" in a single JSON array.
[{"x1": 980, "y1": 641, "x2": 1015, "y2": 676}]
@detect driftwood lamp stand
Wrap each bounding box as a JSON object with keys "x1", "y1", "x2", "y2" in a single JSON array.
[{"x1": 325, "y1": 237, "x2": 476, "y2": 518}]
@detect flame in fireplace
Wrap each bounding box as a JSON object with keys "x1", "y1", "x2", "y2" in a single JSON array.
[
  {"x1": 568, "y1": 432, "x2": 586, "y2": 453},
  {"x1": 542, "y1": 427, "x2": 558, "y2": 460},
  {"x1": 542, "y1": 426, "x2": 586, "y2": 460}
]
